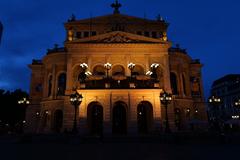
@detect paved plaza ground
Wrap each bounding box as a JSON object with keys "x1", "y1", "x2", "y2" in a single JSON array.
[{"x1": 0, "y1": 134, "x2": 239, "y2": 160}]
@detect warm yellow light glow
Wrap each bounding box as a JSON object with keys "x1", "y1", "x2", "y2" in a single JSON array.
[
  {"x1": 68, "y1": 30, "x2": 73, "y2": 41},
  {"x1": 80, "y1": 63, "x2": 88, "y2": 69},
  {"x1": 104, "y1": 62, "x2": 112, "y2": 70},
  {"x1": 163, "y1": 32, "x2": 167, "y2": 41},
  {"x1": 146, "y1": 71, "x2": 153, "y2": 75},
  {"x1": 128, "y1": 62, "x2": 135, "y2": 69},
  {"x1": 85, "y1": 71, "x2": 92, "y2": 76}
]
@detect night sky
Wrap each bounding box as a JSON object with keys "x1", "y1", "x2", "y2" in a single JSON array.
[{"x1": 0, "y1": 0, "x2": 240, "y2": 98}]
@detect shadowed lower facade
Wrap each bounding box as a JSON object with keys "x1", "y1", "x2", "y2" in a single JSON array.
[{"x1": 26, "y1": 2, "x2": 207, "y2": 135}]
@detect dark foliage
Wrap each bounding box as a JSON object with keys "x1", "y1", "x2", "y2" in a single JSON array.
[{"x1": 0, "y1": 89, "x2": 28, "y2": 133}]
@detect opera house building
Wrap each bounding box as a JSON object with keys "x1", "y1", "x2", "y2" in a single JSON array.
[{"x1": 26, "y1": 2, "x2": 207, "y2": 135}]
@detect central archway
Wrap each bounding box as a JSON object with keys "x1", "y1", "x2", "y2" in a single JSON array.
[
  {"x1": 137, "y1": 101, "x2": 153, "y2": 134},
  {"x1": 87, "y1": 102, "x2": 103, "y2": 135},
  {"x1": 112, "y1": 101, "x2": 127, "y2": 134}
]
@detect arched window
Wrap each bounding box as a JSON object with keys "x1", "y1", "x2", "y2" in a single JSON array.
[
  {"x1": 182, "y1": 74, "x2": 187, "y2": 96},
  {"x1": 35, "y1": 83, "x2": 42, "y2": 92},
  {"x1": 170, "y1": 72, "x2": 178, "y2": 95},
  {"x1": 87, "y1": 102, "x2": 103, "y2": 135},
  {"x1": 112, "y1": 65, "x2": 125, "y2": 76},
  {"x1": 137, "y1": 101, "x2": 153, "y2": 134},
  {"x1": 112, "y1": 101, "x2": 127, "y2": 134},
  {"x1": 57, "y1": 73, "x2": 66, "y2": 96},
  {"x1": 93, "y1": 65, "x2": 105, "y2": 76},
  {"x1": 48, "y1": 75, "x2": 52, "y2": 97},
  {"x1": 132, "y1": 65, "x2": 144, "y2": 76}
]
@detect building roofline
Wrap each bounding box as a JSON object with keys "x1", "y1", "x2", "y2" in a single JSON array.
[{"x1": 212, "y1": 74, "x2": 240, "y2": 86}]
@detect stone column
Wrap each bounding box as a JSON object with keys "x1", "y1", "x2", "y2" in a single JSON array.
[
  {"x1": 163, "y1": 54, "x2": 171, "y2": 92},
  {"x1": 43, "y1": 69, "x2": 48, "y2": 98},
  {"x1": 103, "y1": 92, "x2": 112, "y2": 135},
  {"x1": 145, "y1": 54, "x2": 150, "y2": 72},
  {"x1": 88, "y1": 56, "x2": 92, "y2": 71},
  {"x1": 128, "y1": 92, "x2": 138, "y2": 135},
  {"x1": 153, "y1": 91, "x2": 162, "y2": 132},
  {"x1": 179, "y1": 72, "x2": 184, "y2": 96},
  {"x1": 126, "y1": 54, "x2": 131, "y2": 76}
]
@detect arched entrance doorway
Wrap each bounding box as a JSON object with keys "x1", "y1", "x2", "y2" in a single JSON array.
[
  {"x1": 87, "y1": 102, "x2": 103, "y2": 135},
  {"x1": 137, "y1": 101, "x2": 153, "y2": 134},
  {"x1": 53, "y1": 110, "x2": 63, "y2": 133},
  {"x1": 112, "y1": 101, "x2": 127, "y2": 134}
]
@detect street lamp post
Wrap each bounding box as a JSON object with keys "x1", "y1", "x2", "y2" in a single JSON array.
[
  {"x1": 150, "y1": 63, "x2": 159, "y2": 80},
  {"x1": 128, "y1": 62, "x2": 135, "y2": 80},
  {"x1": 70, "y1": 91, "x2": 83, "y2": 134},
  {"x1": 160, "y1": 90, "x2": 172, "y2": 133},
  {"x1": 80, "y1": 63, "x2": 88, "y2": 70},
  {"x1": 208, "y1": 95, "x2": 222, "y2": 131},
  {"x1": 18, "y1": 97, "x2": 30, "y2": 133},
  {"x1": 128, "y1": 62, "x2": 136, "y2": 88},
  {"x1": 18, "y1": 97, "x2": 30, "y2": 120},
  {"x1": 104, "y1": 62, "x2": 112, "y2": 79},
  {"x1": 234, "y1": 99, "x2": 240, "y2": 115},
  {"x1": 104, "y1": 62, "x2": 112, "y2": 88},
  {"x1": 79, "y1": 63, "x2": 88, "y2": 83}
]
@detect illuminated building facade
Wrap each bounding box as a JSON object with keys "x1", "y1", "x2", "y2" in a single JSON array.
[
  {"x1": 26, "y1": 1, "x2": 207, "y2": 134},
  {"x1": 209, "y1": 74, "x2": 240, "y2": 120}
]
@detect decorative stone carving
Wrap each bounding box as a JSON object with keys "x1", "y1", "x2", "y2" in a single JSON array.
[{"x1": 74, "y1": 31, "x2": 162, "y2": 44}]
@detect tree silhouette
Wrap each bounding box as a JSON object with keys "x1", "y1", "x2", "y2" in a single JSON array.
[{"x1": 0, "y1": 89, "x2": 28, "y2": 134}]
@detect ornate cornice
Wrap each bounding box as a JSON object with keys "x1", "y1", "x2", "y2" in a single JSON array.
[{"x1": 67, "y1": 31, "x2": 166, "y2": 44}]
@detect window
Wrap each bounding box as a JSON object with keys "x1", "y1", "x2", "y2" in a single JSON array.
[
  {"x1": 112, "y1": 24, "x2": 125, "y2": 31},
  {"x1": 84, "y1": 31, "x2": 89, "y2": 37},
  {"x1": 91, "y1": 31, "x2": 97, "y2": 36},
  {"x1": 93, "y1": 65, "x2": 105, "y2": 76},
  {"x1": 170, "y1": 72, "x2": 178, "y2": 95},
  {"x1": 137, "y1": 31, "x2": 142, "y2": 35},
  {"x1": 112, "y1": 65, "x2": 125, "y2": 76},
  {"x1": 152, "y1": 32, "x2": 157, "y2": 38},
  {"x1": 48, "y1": 75, "x2": 52, "y2": 97},
  {"x1": 132, "y1": 65, "x2": 144, "y2": 76},
  {"x1": 76, "y1": 32, "x2": 82, "y2": 38},
  {"x1": 57, "y1": 73, "x2": 66, "y2": 96},
  {"x1": 159, "y1": 32, "x2": 163, "y2": 38},
  {"x1": 35, "y1": 84, "x2": 42, "y2": 92},
  {"x1": 144, "y1": 31, "x2": 150, "y2": 37}
]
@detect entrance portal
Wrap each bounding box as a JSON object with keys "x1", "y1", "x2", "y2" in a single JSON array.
[
  {"x1": 137, "y1": 101, "x2": 153, "y2": 134},
  {"x1": 87, "y1": 102, "x2": 103, "y2": 135},
  {"x1": 112, "y1": 101, "x2": 127, "y2": 134}
]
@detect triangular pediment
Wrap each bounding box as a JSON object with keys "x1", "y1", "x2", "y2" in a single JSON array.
[{"x1": 72, "y1": 31, "x2": 164, "y2": 44}]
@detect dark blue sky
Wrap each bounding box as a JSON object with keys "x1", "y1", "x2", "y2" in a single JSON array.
[{"x1": 0, "y1": 0, "x2": 240, "y2": 98}]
